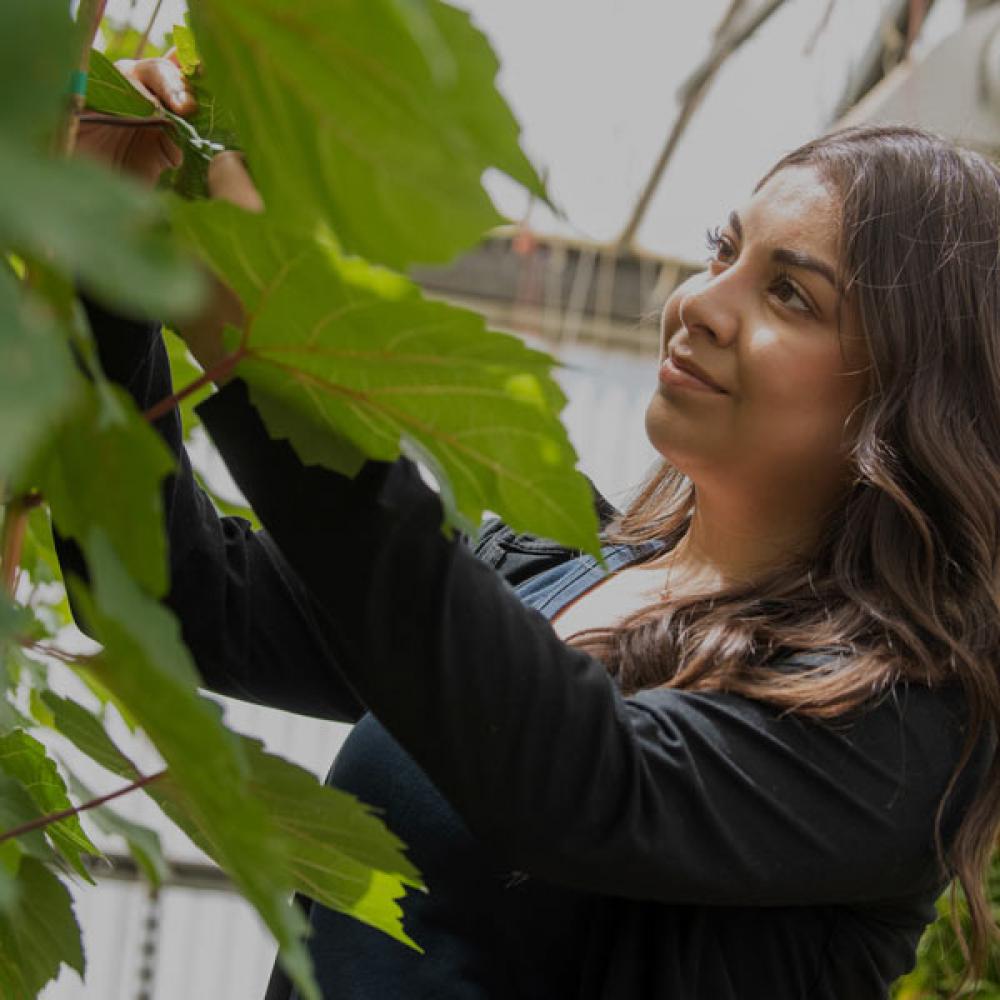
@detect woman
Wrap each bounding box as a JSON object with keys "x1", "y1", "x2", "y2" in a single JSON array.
[{"x1": 68, "y1": 57, "x2": 998, "y2": 999}]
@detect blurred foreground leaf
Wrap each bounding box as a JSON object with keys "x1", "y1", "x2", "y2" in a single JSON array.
[{"x1": 190, "y1": 0, "x2": 547, "y2": 268}]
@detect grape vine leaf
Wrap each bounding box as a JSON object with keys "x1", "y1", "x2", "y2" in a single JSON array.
[
  {"x1": 0, "y1": 849, "x2": 18, "y2": 910},
  {"x1": 65, "y1": 769, "x2": 170, "y2": 890},
  {"x1": 40, "y1": 382, "x2": 175, "y2": 598},
  {"x1": 1, "y1": 0, "x2": 77, "y2": 146},
  {"x1": 44, "y1": 683, "x2": 418, "y2": 950},
  {"x1": 28, "y1": 690, "x2": 54, "y2": 729},
  {"x1": 68, "y1": 529, "x2": 321, "y2": 1000},
  {"x1": 0, "y1": 599, "x2": 38, "y2": 659},
  {"x1": 0, "y1": 857, "x2": 84, "y2": 997},
  {"x1": 0, "y1": 731, "x2": 100, "y2": 884},
  {"x1": 0, "y1": 602, "x2": 48, "y2": 735},
  {"x1": 39, "y1": 692, "x2": 137, "y2": 783},
  {"x1": 171, "y1": 200, "x2": 601, "y2": 553},
  {"x1": 21, "y1": 507, "x2": 62, "y2": 587},
  {"x1": 36, "y1": 698, "x2": 172, "y2": 888},
  {"x1": 170, "y1": 21, "x2": 202, "y2": 75},
  {"x1": 0, "y1": 268, "x2": 83, "y2": 483},
  {"x1": 19, "y1": 506, "x2": 75, "y2": 632},
  {"x1": 189, "y1": 0, "x2": 548, "y2": 268},
  {"x1": 0, "y1": 771, "x2": 61, "y2": 869},
  {"x1": 238, "y1": 737, "x2": 424, "y2": 949},
  {"x1": 85, "y1": 50, "x2": 157, "y2": 117},
  {"x1": 0, "y1": 138, "x2": 204, "y2": 320}
]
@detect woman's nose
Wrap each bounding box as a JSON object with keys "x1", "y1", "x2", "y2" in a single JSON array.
[{"x1": 677, "y1": 270, "x2": 741, "y2": 348}]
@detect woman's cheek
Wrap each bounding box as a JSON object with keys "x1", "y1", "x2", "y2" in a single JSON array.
[{"x1": 742, "y1": 341, "x2": 860, "y2": 458}]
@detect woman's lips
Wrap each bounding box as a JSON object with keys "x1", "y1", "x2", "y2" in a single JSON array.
[{"x1": 658, "y1": 355, "x2": 727, "y2": 394}]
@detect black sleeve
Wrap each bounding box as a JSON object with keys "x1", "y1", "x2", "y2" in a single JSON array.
[
  {"x1": 194, "y1": 375, "x2": 987, "y2": 906},
  {"x1": 53, "y1": 299, "x2": 366, "y2": 722}
]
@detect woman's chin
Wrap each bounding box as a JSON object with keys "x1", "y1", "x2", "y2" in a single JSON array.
[{"x1": 644, "y1": 395, "x2": 719, "y2": 477}]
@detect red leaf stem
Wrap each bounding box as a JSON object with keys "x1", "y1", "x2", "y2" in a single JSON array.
[
  {"x1": 143, "y1": 347, "x2": 246, "y2": 424},
  {"x1": 0, "y1": 770, "x2": 166, "y2": 845},
  {"x1": 1, "y1": 494, "x2": 43, "y2": 598}
]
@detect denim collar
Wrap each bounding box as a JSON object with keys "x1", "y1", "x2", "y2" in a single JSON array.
[{"x1": 514, "y1": 539, "x2": 667, "y2": 621}]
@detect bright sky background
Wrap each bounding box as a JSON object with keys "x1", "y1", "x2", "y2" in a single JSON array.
[{"x1": 103, "y1": 0, "x2": 966, "y2": 260}]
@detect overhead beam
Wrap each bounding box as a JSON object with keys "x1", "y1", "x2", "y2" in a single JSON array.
[{"x1": 615, "y1": 0, "x2": 789, "y2": 252}]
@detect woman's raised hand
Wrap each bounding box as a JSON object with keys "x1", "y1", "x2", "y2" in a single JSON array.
[
  {"x1": 75, "y1": 55, "x2": 264, "y2": 379},
  {"x1": 76, "y1": 54, "x2": 195, "y2": 186}
]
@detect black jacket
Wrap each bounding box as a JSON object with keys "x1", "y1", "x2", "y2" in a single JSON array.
[{"x1": 58, "y1": 299, "x2": 993, "y2": 999}]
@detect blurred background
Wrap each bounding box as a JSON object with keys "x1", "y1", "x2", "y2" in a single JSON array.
[{"x1": 44, "y1": 1, "x2": 1000, "y2": 996}]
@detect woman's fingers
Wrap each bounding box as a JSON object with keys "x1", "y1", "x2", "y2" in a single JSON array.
[
  {"x1": 116, "y1": 56, "x2": 197, "y2": 116},
  {"x1": 207, "y1": 152, "x2": 265, "y2": 213}
]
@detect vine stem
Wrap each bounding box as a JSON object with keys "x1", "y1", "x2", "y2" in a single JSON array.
[
  {"x1": 1, "y1": 493, "x2": 44, "y2": 597},
  {"x1": 0, "y1": 770, "x2": 166, "y2": 845},
  {"x1": 59, "y1": 0, "x2": 109, "y2": 157},
  {"x1": 143, "y1": 348, "x2": 247, "y2": 424},
  {"x1": 20, "y1": 639, "x2": 98, "y2": 668},
  {"x1": 133, "y1": 0, "x2": 166, "y2": 59}
]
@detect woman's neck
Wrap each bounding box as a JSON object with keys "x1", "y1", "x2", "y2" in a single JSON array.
[{"x1": 648, "y1": 482, "x2": 831, "y2": 592}]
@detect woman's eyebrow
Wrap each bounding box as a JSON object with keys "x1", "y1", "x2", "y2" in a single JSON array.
[{"x1": 728, "y1": 209, "x2": 840, "y2": 292}]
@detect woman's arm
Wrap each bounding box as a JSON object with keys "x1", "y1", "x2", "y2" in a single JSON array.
[
  {"x1": 57, "y1": 59, "x2": 369, "y2": 721},
  {"x1": 195, "y1": 374, "x2": 989, "y2": 907},
  {"x1": 54, "y1": 296, "x2": 366, "y2": 722}
]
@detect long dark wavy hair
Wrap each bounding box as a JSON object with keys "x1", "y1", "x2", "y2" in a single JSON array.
[{"x1": 570, "y1": 125, "x2": 1000, "y2": 981}]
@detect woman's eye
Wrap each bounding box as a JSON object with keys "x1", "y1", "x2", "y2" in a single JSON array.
[
  {"x1": 772, "y1": 276, "x2": 813, "y2": 315},
  {"x1": 705, "y1": 226, "x2": 736, "y2": 263}
]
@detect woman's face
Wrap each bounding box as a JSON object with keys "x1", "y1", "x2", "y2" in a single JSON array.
[{"x1": 645, "y1": 164, "x2": 870, "y2": 503}]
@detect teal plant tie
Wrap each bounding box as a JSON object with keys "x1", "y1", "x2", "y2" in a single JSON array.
[{"x1": 69, "y1": 69, "x2": 88, "y2": 99}]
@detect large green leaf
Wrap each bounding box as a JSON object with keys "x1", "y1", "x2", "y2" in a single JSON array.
[
  {"x1": 36, "y1": 693, "x2": 171, "y2": 888},
  {"x1": 0, "y1": 773, "x2": 59, "y2": 867},
  {"x1": 0, "y1": 857, "x2": 84, "y2": 996},
  {"x1": 0, "y1": 600, "x2": 49, "y2": 737},
  {"x1": 239, "y1": 737, "x2": 423, "y2": 949},
  {"x1": 68, "y1": 530, "x2": 320, "y2": 1000},
  {"x1": 18, "y1": 506, "x2": 75, "y2": 633},
  {"x1": 0, "y1": 731, "x2": 99, "y2": 884},
  {"x1": 0, "y1": 0, "x2": 77, "y2": 146},
  {"x1": 40, "y1": 382, "x2": 175, "y2": 598},
  {"x1": 39, "y1": 692, "x2": 137, "y2": 782},
  {"x1": 85, "y1": 50, "x2": 158, "y2": 118},
  {"x1": 0, "y1": 267, "x2": 83, "y2": 482},
  {"x1": 21, "y1": 507, "x2": 62, "y2": 587},
  {"x1": 0, "y1": 599, "x2": 38, "y2": 660},
  {"x1": 0, "y1": 138, "x2": 204, "y2": 320},
  {"x1": 0, "y1": 847, "x2": 19, "y2": 911},
  {"x1": 172, "y1": 200, "x2": 600, "y2": 551},
  {"x1": 43, "y1": 664, "x2": 423, "y2": 953},
  {"x1": 45, "y1": 675, "x2": 419, "y2": 953},
  {"x1": 189, "y1": 0, "x2": 547, "y2": 268}
]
